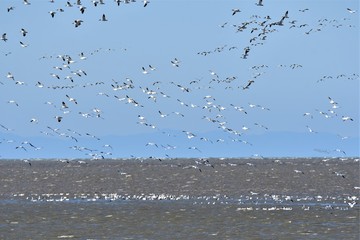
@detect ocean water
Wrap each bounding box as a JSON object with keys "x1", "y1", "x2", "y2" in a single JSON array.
[{"x1": 0, "y1": 158, "x2": 359, "y2": 239}]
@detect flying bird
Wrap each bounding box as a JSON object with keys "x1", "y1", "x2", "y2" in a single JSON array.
[
  {"x1": 284, "y1": 10, "x2": 289, "y2": 18},
  {"x1": 146, "y1": 142, "x2": 158, "y2": 147},
  {"x1": 50, "y1": 73, "x2": 60, "y2": 79},
  {"x1": 171, "y1": 58, "x2": 181, "y2": 67},
  {"x1": 79, "y1": 6, "x2": 86, "y2": 14},
  {"x1": 30, "y1": 118, "x2": 39, "y2": 124},
  {"x1": 49, "y1": 11, "x2": 56, "y2": 18},
  {"x1": 306, "y1": 125, "x2": 317, "y2": 133},
  {"x1": 66, "y1": 1, "x2": 73, "y2": 7},
  {"x1": 66, "y1": 94, "x2": 78, "y2": 104},
  {"x1": 158, "y1": 111, "x2": 169, "y2": 118},
  {"x1": 232, "y1": 9, "x2": 241, "y2": 15},
  {"x1": 243, "y1": 79, "x2": 255, "y2": 90},
  {"x1": 347, "y1": 8, "x2": 356, "y2": 13},
  {"x1": 73, "y1": 19, "x2": 83, "y2": 27},
  {"x1": 1, "y1": 33, "x2": 8, "y2": 42},
  {"x1": 19, "y1": 41, "x2": 29, "y2": 48},
  {"x1": 55, "y1": 116, "x2": 63, "y2": 122},
  {"x1": 342, "y1": 116, "x2": 354, "y2": 121},
  {"x1": 79, "y1": 52, "x2": 87, "y2": 60},
  {"x1": 61, "y1": 101, "x2": 69, "y2": 109},
  {"x1": 141, "y1": 67, "x2": 149, "y2": 74},
  {"x1": 242, "y1": 47, "x2": 250, "y2": 59},
  {"x1": 7, "y1": 100, "x2": 19, "y2": 106},
  {"x1": 7, "y1": 6, "x2": 15, "y2": 12},
  {"x1": 21, "y1": 28, "x2": 28, "y2": 37},
  {"x1": 303, "y1": 112, "x2": 313, "y2": 118},
  {"x1": 99, "y1": 14, "x2": 108, "y2": 21},
  {"x1": 256, "y1": 0, "x2": 263, "y2": 6},
  {"x1": 149, "y1": 65, "x2": 156, "y2": 71},
  {"x1": 7, "y1": 72, "x2": 15, "y2": 80},
  {"x1": 299, "y1": 8, "x2": 309, "y2": 12},
  {"x1": 143, "y1": 0, "x2": 150, "y2": 7}
]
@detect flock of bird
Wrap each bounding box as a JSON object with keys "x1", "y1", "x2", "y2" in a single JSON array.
[{"x1": 0, "y1": 0, "x2": 358, "y2": 160}]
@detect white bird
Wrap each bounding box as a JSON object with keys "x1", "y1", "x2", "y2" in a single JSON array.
[
  {"x1": 77, "y1": 69, "x2": 87, "y2": 76},
  {"x1": 242, "y1": 126, "x2": 249, "y2": 131},
  {"x1": 7, "y1": 100, "x2": 19, "y2": 106},
  {"x1": 143, "y1": 0, "x2": 149, "y2": 7},
  {"x1": 146, "y1": 142, "x2": 158, "y2": 147},
  {"x1": 30, "y1": 118, "x2": 39, "y2": 124},
  {"x1": 50, "y1": 73, "x2": 60, "y2": 79},
  {"x1": 188, "y1": 146, "x2": 201, "y2": 152},
  {"x1": 61, "y1": 101, "x2": 69, "y2": 109},
  {"x1": 66, "y1": 95, "x2": 78, "y2": 104},
  {"x1": 328, "y1": 96, "x2": 338, "y2": 105},
  {"x1": 347, "y1": 8, "x2": 356, "y2": 13},
  {"x1": 79, "y1": 6, "x2": 86, "y2": 14},
  {"x1": 103, "y1": 144, "x2": 113, "y2": 149},
  {"x1": 209, "y1": 70, "x2": 219, "y2": 78},
  {"x1": 19, "y1": 41, "x2": 29, "y2": 47},
  {"x1": 0, "y1": 124, "x2": 13, "y2": 131},
  {"x1": 34, "y1": 81, "x2": 44, "y2": 88},
  {"x1": 92, "y1": 108, "x2": 102, "y2": 118},
  {"x1": 23, "y1": 0, "x2": 31, "y2": 5},
  {"x1": 6, "y1": 72, "x2": 14, "y2": 80},
  {"x1": 98, "y1": 92, "x2": 109, "y2": 97},
  {"x1": 21, "y1": 28, "x2": 28, "y2": 37},
  {"x1": 64, "y1": 76, "x2": 74, "y2": 82},
  {"x1": 79, "y1": 112, "x2": 92, "y2": 118},
  {"x1": 79, "y1": 52, "x2": 87, "y2": 60},
  {"x1": 1, "y1": 33, "x2": 7, "y2": 42},
  {"x1": 306, "y1": 125, "x2": 317, "y2": 133},
  {"x1": 334, "y1": 149, "x2": 346, "y2": 155},
  {"x1": 342, "y1": 116, "x2": 354, "y2": 121},
  {"x1": 171, "y1": 58, "x2": 180, "y2": 67},
  {"x1": 256, "y1": 0, "x2": 263, "y2": 6},
  {"x1": 73, "y1": 19, "x2": 83, "y2": 27},
  {"x1": 332, "y1": 171, "x2": 346, "y2": 178},
  {"x1": 16, "y1": 145, "x2": 27, "y2": 151},
  {"x1": 138, "y1": 115, "x2": 146, "y2": 121},
  {"x1": 254, "y1": 123, "x2": 268, "y2": 130},
  {"x1": 183, "y1": 131, "x2": 196, "y2": 139},
  {"x1": 49, "y1": 11, "x2": 56, "y2": 18},
  {"x1": 158, "y1": 111, "x2": 169, "y2": 118},
  {"x1": 141, "y1": 67, "x2": 149, "y2": 74},
  {"x1": 249, "y1": 103, "x2": 258, "y2": 109},
  {"x1": 172, "y1": 111, "x2": 184, "y2": 117},
  {"x1": 85, "y1": 133, "x2": 100, "y2": 140},
  {"x1": 15, "y1": 81, "x2": 26, "y2": 85},
  {"x1": 303, "y1": 112, "x2": 313, "y2": 118},
  {"x1": 348, "y1": 202, "x2": 356, "y2": 208},
  {"x1": 55, "y1": 116, "x2": 63, "y2": 122}
]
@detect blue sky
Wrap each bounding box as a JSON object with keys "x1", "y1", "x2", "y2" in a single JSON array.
[{"x1": 0, "y1": 0, "x2": 359, "y2": 159}]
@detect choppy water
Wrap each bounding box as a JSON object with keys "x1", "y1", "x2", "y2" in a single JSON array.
[{"x1": 0, "y1": 158, "x2": 359, "y2": 239}]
